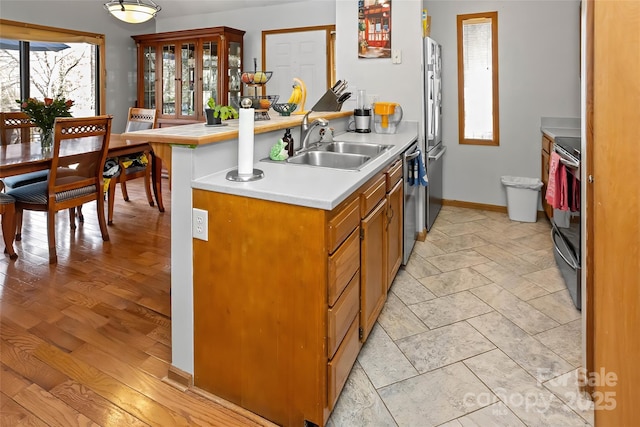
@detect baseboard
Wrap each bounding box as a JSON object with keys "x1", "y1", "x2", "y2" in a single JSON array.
[
  {"x1": 163, "y1": 365, "x2": 276, "y2": 426},
  {"x1": 441, "y1": 199, "x2": 547, "y2": 220},
  {"x1": 165, "y1": 365, "x2": 193, "y2": 390}
]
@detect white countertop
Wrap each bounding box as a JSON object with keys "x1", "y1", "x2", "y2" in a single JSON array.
[
  {"x1": 540, "y1": 116, "x2": 581, "y2": 140},
  {"x1": 541, "y1": 127, "x2": 581, "y2": 140},
  {"x1": 192, "y1": 121, "x2": 420, "y2": 210}
]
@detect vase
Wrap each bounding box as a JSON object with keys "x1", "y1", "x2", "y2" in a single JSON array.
[
  {"x1": 39, "y1": 128, "x2": 53, "y2": 149},
  {"x1": 205, "y1": 109, "x2": 221, "y2": 126}
]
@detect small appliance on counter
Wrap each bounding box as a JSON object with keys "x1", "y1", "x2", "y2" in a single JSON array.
[
  {"x1": 354, "y1": 89, "x2": 371, "y2": 133},
  {"x1": 373, "y1": 102, "x2": 403, "y2": 134}
]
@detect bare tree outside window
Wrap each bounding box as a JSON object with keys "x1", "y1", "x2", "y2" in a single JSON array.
[{"x1": 0, "y1": 40, "x2": 96, "y2": 117}]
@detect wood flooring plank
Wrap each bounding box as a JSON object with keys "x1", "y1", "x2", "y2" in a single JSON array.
[
  {"x1": 71, "y1": 344, "x2": 264, "y2": 427},
  {"x1": 50, "y1": 379, "x2": 150, "y2": 427},
  {"x1": 91, "y1": 302, "x2": 159, "y2": 335},
  {"x1": 54, "y1": 314, "x2": 151, "y2": 368},
  {"x1": 13, "y1": 383, "x2": 99, "y2": 427},
  {"x1": 0, "y1": 396, "x2": 49, "y2": 427},
  {"x1": 60, "y1": 305, "x2": 111, "y2": 330},
  {"x1": 28, "y1": 321, "x2": 86, "y2": 354},
  {"x1": 32, "y1": 342, "x2": 193, "y2": 426},
  {"x1": 0, "y1": 339, "x2": 68, "y2": 392},
  {"x1": 1, "y1": 365, "x2": 32, "y2": 397}
]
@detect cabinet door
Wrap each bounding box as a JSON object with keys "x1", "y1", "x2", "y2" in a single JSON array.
[
  {"x1": 360, "y1": 199, "x2": 387, "y2": 342},
  {"x1": 386, "y1": 179, "x2": 403, "y2": 290},
  {"x1": 178, "y1": 41, "x2": 197, "y2": 119},
  {"x1": 227, "y1": 39, "x2": 242, "y2": 109},
  {"x1": 139, "y1": 44, "x2": 157, "y2": 110},
  {"x1": 160, "y1": 43, "x2": 177, "y2": 116},
  {"x1": 541, "y1": 147, "x2": 553, "y2": 219},
  {"x1": 201, "y1": 38, "x2": 220, "y2": 113}
]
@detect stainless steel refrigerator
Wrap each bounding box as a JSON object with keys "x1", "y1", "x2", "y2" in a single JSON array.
[{"x1": 423, "y1": 36, "x2": 446, "y2": 231}]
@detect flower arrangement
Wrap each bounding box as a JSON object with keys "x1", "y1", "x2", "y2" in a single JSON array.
[{"x1": 17, "y1": 96, "x2": 74, "y2": 132}]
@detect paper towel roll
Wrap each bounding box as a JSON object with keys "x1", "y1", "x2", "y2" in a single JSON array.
[{"x1": 238, "y1": 107, "x2": 255, "y2": 176}]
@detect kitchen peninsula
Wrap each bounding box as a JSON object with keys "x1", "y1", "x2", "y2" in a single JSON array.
[{"x1": 123, "y1": 114, "x2": 418, "y2": 426}]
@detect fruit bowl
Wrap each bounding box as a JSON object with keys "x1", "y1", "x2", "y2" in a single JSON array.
[
  {"x1": 240, "y1": 71, "x2": 273, "y2": 85},
  {"x1": 272, "y1": 103, "x2": 298, "y2": 116},
  {"x1": 245, "y1": 95, "x2": 279, "y2": 110}
]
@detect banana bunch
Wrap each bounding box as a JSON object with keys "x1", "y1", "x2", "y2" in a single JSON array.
[
  {"x1": 287, "y1": 81, "x2": 303, "y2": 104},
  {"x1": 286, "y1": 78, "x2": 307, "y2": 114}
]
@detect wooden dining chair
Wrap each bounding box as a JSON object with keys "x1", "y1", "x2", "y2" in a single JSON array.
[
  {"x1": 117, "y1": 108, "x2": 157, "y2": 202},
  {"x1": 7, "y1": 115, "x2": 113, "y2": 264},
  {"x1": 0, "y1": 111, "x2": 35, "y2": 145},
  {"x1": 0, "y1": 112, "x2": 49, "y2": 192},
  {"x1": 0, "y1": 193, "x2": 18, "y2": 260},
  {"x1": 103, "y1": 107, "x2": 157, "y2": 225}
]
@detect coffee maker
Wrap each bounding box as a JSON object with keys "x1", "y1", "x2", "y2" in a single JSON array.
[{"x1": 354, "y1": 89, "x2": 371, "y2": 133}]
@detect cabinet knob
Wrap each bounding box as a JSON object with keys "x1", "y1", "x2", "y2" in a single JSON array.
[{"x1": 588, "y1": 175, "x2": 594, "y2": 183}]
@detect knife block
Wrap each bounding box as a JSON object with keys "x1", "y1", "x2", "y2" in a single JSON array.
[{"x1": 310, "y1": 89, "x2": 346, "y2": 112}]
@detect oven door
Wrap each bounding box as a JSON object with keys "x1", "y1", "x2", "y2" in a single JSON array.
[{"x1": 551, "y1": 224, "x2": 581, "y2": 310}]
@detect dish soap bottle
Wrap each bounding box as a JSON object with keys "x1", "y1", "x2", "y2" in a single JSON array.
[{"x1": 283, "y1": 128, "x2": 294, "y2": 156}]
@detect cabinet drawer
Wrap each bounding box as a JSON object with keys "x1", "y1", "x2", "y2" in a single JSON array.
[
  {"x1": 327, "y1": 316, "x2": 361, "y2": 410},
  {"x1": 385, "y1": 158, "x2": 403, "y2": 191},
  {"x1": 360, "y1": 174, "x2": 386, "y2": 218},
  {"x1": 328, "y1": 229, "x2": 360, "y2": 307},
  {"x1": 542, "y1": 134, "x2": 553, "y2": 154},
  {"x1": 327, "y1": 273, "x2": 360, "y2": 358},
  {"x1": 328, "y1": 197, "x2": 360, "y2": 254}
]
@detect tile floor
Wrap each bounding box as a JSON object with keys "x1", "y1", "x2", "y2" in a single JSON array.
[{"x1": 327, "y1": 206, "x2": 593, "y2": 427}]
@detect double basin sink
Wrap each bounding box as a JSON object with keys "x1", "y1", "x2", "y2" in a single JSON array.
[{"x1": 266, "y1": 141, "x2": 393, "y2": 170}]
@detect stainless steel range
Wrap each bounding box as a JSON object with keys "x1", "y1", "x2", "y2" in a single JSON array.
[{"x1": 551, "y1": 136, "x2": 581, "y2": 310}]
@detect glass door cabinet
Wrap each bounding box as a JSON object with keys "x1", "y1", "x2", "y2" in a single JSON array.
[{"x1": 133, "y1": 27, "x2": 244, "y2": 126}]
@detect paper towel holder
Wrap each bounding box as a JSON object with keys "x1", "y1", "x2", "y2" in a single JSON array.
[
  {"x1": 226, "y1": 168, "x2": 264, "y2": 182},
  {"x1": 226, "y1": 98, "x2": 265, "y2": 182}
]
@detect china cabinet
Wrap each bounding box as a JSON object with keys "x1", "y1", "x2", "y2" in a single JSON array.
[{"x1": 132, "y1": 27, "x2": 244, "y2": 127}]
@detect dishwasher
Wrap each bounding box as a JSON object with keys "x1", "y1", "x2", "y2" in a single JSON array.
[{"x1": 402, "y1": 141, "x2": 420, "y2": 264}]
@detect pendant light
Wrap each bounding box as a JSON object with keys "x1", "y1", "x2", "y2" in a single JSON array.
[{"x1": 104, "y1": 0, "x2": 162, "y2": 24}]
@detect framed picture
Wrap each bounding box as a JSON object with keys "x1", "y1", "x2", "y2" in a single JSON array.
[{"x1": 358, "y1": 0, "x2": 392, "y2": 59}]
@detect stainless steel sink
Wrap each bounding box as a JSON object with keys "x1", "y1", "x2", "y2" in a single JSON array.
[
  {"x1": 319, "y1": 141, "x2": 393, "y2": 157},
  {"x1": 286, "y1": 151, "x2": 371, "y2": 170}
]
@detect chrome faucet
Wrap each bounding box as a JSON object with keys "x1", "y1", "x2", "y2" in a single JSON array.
[{"x1": 299, "y1": 110, "x2": 329, "y2": 153}]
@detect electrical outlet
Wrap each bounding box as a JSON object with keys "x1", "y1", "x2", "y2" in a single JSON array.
[
  {"x1": 392, "y1": 49, "x2": 402, "y2": 64},
  {"x1": 192, "y1": 208, "x2": 208, "y2": 241}
]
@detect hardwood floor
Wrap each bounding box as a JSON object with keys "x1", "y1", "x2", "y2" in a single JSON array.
[{"x1": 0, "y1": 180, "x2": 272, "y2": 426}]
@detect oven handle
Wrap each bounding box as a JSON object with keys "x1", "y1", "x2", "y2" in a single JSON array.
[
  {"x1": 551, "y1": 227, "x2": 578, "y2": 269},
  {"x1": 404, "y1": 149, "x2": 420, "y2": 162}
]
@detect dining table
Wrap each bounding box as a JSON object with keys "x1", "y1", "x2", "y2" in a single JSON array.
[{"x1": 0, "y1": 134, "x2": 165, "y2": 211}]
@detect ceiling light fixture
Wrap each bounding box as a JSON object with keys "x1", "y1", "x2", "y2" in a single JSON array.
[{"x1": 104, "y1": 0, "x2": 162, "y2": 24}]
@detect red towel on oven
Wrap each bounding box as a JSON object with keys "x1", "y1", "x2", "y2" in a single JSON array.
[{"x1": 546, "y1": 152, "x2": 570, "y2": 210}]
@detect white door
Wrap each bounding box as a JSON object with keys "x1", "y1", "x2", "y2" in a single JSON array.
[{"x1": 265, "y1": 30, "x2": 327, "y2": 112}]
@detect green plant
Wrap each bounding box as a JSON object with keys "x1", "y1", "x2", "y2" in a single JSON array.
[
  {"x1": 17, "y1": 96, "x2": 74, "y2": 131},
  {"x1": 206, "y1": 97, "x2": 238, "y2": 120}
]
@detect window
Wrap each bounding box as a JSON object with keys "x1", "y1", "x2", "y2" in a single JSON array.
[
  {"x1": 0, "y1": 20, "x2": 105, "y2": 115},
  {"x1": 457, "y1": 11, "x2": 499, "y2": 146}
]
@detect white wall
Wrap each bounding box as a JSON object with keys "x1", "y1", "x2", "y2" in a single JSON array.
[
  {"x1": 0, "y1": 1, "x2": 154, "y2": 132},
  {"x1": 155, "y1": 1, "x2": 335, "y2": 92},
  {"x1": 426, "y1": 0, "x2": 580, "y2": 206}
]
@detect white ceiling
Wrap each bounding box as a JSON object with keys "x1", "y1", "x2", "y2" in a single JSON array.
[{"x1": 141, "y1": 0, "x2": 307, "y2": 19}]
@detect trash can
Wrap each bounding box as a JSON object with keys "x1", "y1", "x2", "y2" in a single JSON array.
[{"x1": 501, "y1": 176, "x2": 543, "y2": 222}]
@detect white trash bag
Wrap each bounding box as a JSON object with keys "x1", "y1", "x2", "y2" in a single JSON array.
[{"x1": 501, "y1": 176, "x2": 543, "y2": 191}]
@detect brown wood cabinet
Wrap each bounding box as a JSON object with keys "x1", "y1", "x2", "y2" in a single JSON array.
[
  {"x1": 385, "y1": 158, "x2": 404, "y2": 290},
  {"x1": 541, "y1": 133, "x2": 554, "y2": 219},
  {"x1": 192, "y1": 157, "x2": 405, "y2": 426},
  {"x1": 132, "y1": 27, "x2": 244, "y2": 127}
]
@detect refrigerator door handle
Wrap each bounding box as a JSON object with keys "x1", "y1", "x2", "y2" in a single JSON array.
[{"x1": 428, "y1": 146, "x2": 446, "y2": 161}]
